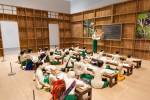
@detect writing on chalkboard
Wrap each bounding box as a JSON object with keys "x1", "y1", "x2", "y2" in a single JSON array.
[{"x1": 102, "y1": 24, "x2": 122, "y2": 40}]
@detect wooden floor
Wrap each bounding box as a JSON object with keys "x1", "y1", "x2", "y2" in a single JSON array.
[{"x1": 0, "y1": 54, "x2": 150, "y2": 100}]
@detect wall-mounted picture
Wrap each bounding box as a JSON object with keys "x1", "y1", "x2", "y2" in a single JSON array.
[
  {"x1": 136, "y1": 12, "x2": 150, "y2": 39},
  {"x1": 83, "y1": 20, "x2": 94, "y2": 37}
]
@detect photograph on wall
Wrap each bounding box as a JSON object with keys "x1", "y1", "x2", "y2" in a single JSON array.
[{"x1": 136, "y1": 12, "x2": 150, "y2": 39}]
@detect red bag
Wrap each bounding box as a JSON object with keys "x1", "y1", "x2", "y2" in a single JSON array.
[{"x1": 51, "y1": 79, "x2": 66, "y2": 100}]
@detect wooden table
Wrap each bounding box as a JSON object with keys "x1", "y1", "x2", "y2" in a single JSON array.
[
  {"x1": 75, "y1": 87, "x2": 92, "y2": 100},
  {"x1": 103, "y1": 73, "x2": 118, "y2": 88}
]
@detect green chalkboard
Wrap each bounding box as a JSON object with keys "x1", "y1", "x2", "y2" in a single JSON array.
[{"x1": 102, "y1": 24, "x2": 122, "y2": 40}]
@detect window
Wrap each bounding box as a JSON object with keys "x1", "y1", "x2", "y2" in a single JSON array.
[
  {"x1": 0, "y1": 5, "x2": 17, "y2": 15},
  {"x1": 48, "y1": 11, "x2": 58, "y2": 18}
]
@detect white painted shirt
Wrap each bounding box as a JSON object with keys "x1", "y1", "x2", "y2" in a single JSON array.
[
  {"x1": 35, "y1": 68, "x2": 44, "y2": 84},
  {"x1": 112, "y1": 54, "x2": 120, "y2": 64}
]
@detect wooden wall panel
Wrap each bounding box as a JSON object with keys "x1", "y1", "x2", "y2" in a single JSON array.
[
  {"x1": 19, "y1": 29, "x2": 27, "y2": 39},
  {"x1": 113, "y1": 14, "x2": 136, "y2": 23},
  {"x1": 27, "y1": 29, "x2": 35, "y2": 39},
  {"x1": 111, "y1": 41, "x2": 120, "y2": 47},
  {"x1": 138, "y1": 0, "x2": 150, "y2": 12},
  {"x1": 134, "y1": 40, "x2": 141, "y2": 50},
  {"x1": 84, "y1": 38, "x2": 92, "y2": 45},
  {"x1": 114, "y1": 1, "x2": 137, "y2": 15},
  {"x1": 20, "y1": 39, "x2": 28, "y2": 47},
  {"x1": 18, "y1": 16, "x2": 26, "y2": 27},
  {"x1": 71, "y1": 22, "x2": 83, "y2": 37},
  {"x1": 3, "y1": 14, "x2": 17, "y2": 21},
  {"x1": 26, "y1": 17, "x2": 34, "y2": 28},
  {"x1": 121, "y1": 40, "x2": 133, "y2": 49},
  {"x1": 17, "y1": 8, "x2": 25, "y2": 15},
  {"x1": 96, "y1": 6, "x2": 112, "y2": 17},
  {"x1": 98, "y1": 40, "x2": 104, "y2": 47},
  {"x1": 0, "y1": 14, "x2": 3, "y2": 20},
  {"x1": 85, "y1": 44, "x2": 92, "y2": 51},
  {"x1": 84, "y1": 11, "x2": 95, "y2": 20},
  {"x1": 64, "y1": 31, "x2": 71, "y2": 38},
  {"x1": 110, "y1": 47, "x2": 120, "y2": 54},
  {"x1": 26, "y1": 8, "x2": 33, "y2": 16},
  {"x1": 64, "y1": 22, "x2": 70, "y2": 29},
  {"x1": 104, "y1": 47, "x2": 111, "y2": 53},
  {"x1": 95, "y1": 17, "x2": 112, "y2": 25},
  {"x1": 0, "y1": 49, "x2": 3, "y2": 56},
  {"x1": 28, "y1": 39, "x2": 36, "y2": 47},
  {"x1": 145, "y1": 40, "x2": 150, "y2": 51},
  {"x1": 59, "y1": 29, "x2": 64, "y2": 38},
  {"x1": 122, "y1": 24, "x2": 135, "y2": 39},
  {"x1": 72, "y1": 37, "x2": 83, "y2": 48},
  {"x1": 133, "y1": 50, "x2": 143, "y2": 58},
  {"x1": 71, "y1": 14, "x2": 83, "y2": 22},
  {"x1": 43, "y1": 29, "x2": 49, "y2": 39},
  {"x1": 0, "y1": 40, "x2": 2, "y2": 48},
  {"x1": 122, "y1": 49, "x2": 133, "y2": 56},
  {"x1": 97, "y1": 45, "x2": 105, "y2": 52}
]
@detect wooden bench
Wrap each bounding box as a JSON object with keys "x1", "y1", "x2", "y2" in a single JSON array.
[{"x1": 75, "y1": 87, "x2": 92, "y2": 100}]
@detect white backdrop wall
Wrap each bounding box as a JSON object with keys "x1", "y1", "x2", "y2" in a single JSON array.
[
  {"x1": 70, "y1": 0, "x2": 128, "y2": 13},
  {"x1": 0, "y1": 0, "x2": 70, "y2": 13}
]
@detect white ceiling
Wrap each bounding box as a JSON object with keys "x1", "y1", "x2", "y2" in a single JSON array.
[
  {"x1": 0, "y1": 0, "x2": 128, "y2": 14},
  {"x1": 0, "y1": 0, "x2": 70, "y2": 13},
  {"x1": 70, "y1": 0, "x2": 128, "y2": 13}
]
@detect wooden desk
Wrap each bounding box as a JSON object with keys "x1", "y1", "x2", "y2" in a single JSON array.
[
  {"x1": 105, "y1": 53, "x2": 142, "y2": 68},
  {"x1": 73, "y1": 53, "x2": 80, "y2": 56},
  {"x1": 106, "y1": 61, "x2": 133, "y2": 76},
  {"x1": 75, "y1": 87, "x2": 92, "y2": 100},
  {"x1": 106, "y1": 61, "x2": 118, "y2": 66},
  {"x1": 55, "y1": 56, "x2": 63, "y2": 64},
  {"x1": 105, "y1": 53, "x2": 113, "y2": 58},
  {"x1": 105, "y1": 53, "x2": 126, "y2": 60},
  {"x1": 133, "y1": 60, "x2": 142, "y2": 68},
  {"x1": 123, "y1": 65, "x2": 133, "y2": 76},
  {"x1": 103, "y1": 73, "x2": 118, "y2": 88}
]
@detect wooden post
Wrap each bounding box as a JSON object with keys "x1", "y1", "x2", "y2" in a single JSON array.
[
  {"x1": 8, "y1": 62, "x2": 16, "y2": 76},
  {"x1": 33, "y1": 90, "x2": 35, "y2": 100}
]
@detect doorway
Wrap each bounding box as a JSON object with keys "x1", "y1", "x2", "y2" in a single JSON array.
[
  {"x1": 48, "y1": 24, "x2": 59, "y2": 49},
  {"x1": 0, "y1": 21, "x2": 20, "y2": 56}
]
